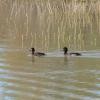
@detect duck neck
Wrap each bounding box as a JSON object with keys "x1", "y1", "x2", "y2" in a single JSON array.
[
  {"x1": 32, "y1": 49, "x2": 35, "y2": 54},
  {"x1": 64, "y1": 51, "x2": 68, "y2": 55}
]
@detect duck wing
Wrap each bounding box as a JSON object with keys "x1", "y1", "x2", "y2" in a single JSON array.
[{"x1": 34, "y1": 52, "x2": 45, "y2": 56}]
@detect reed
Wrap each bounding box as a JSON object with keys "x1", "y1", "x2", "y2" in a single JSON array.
[{"x1": 0, "y1": 0, "x2": 99, "y2": 50}]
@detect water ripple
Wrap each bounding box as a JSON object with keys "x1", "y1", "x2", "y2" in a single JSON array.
[{"x1": 0, "y1": 65, "x2": 99, "y2": 100}]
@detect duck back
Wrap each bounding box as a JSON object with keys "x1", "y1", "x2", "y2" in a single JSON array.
[{"x1": 70, "y1": 52, "x2": 81, "y2": 56}]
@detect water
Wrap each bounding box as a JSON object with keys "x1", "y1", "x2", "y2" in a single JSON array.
[
  {"x1": 0, "y1": 39, "x2": 100, "y2": 100},
  {"x1": 0, "y1": 0, "x2": 100, "y2": 100}
]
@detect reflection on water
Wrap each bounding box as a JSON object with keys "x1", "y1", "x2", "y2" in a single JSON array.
[
  {"x1": 0, "y1": 39, "x2": 100, "y2": 100},
  {"x1": 0, "y1": 0, "x2": 100, "y2": 100}
]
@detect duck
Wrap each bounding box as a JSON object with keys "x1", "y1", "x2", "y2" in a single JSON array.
[
  {"x1": 31, "y1": 48, "x2": 45, "y2": 56},
  {"x1": 63, "y1": 47, "x2": 81, "y2": 56}
]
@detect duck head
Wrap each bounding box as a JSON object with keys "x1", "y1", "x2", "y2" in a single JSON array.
[
  {"x1": 63, "y1": 47, "x2": 68, "y2": 55},
  {"x1": 31, "y1": 48, "x2": 35, "y2": 54}
]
